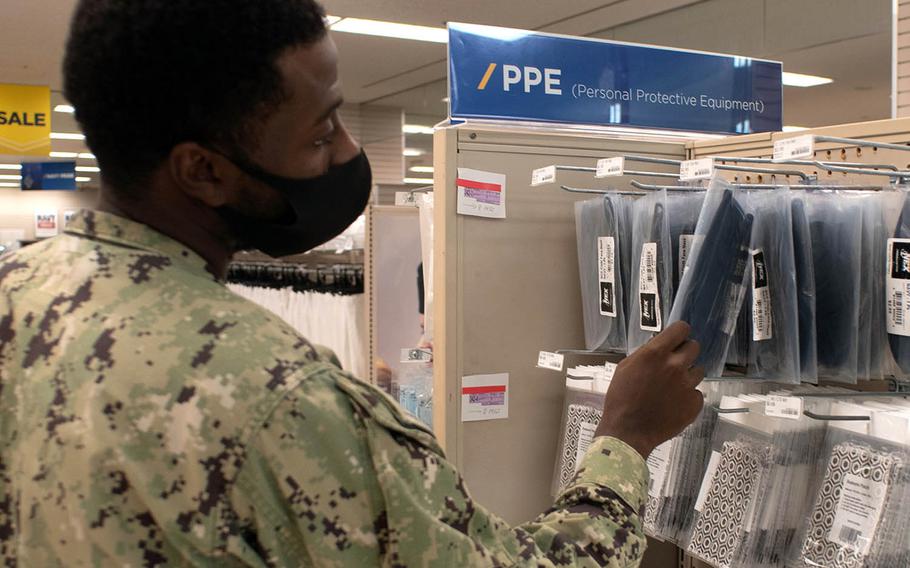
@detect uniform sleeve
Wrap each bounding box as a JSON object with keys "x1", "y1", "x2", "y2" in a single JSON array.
[{"x1": 230, "y1": 369, "x2": 649, "y2": 567}]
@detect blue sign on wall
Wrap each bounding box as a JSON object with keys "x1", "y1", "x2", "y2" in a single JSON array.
[
  {"x1": 21, "y1": 161, "x2": 77, "y2": 191},
  {"x1": 448, "y1": 23, "x2": 782, "y2": 134}
]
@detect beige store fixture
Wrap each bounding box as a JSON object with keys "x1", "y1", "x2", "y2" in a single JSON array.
[{"x1": 431, "y1": 118, "x2": 910, "y2": 567}]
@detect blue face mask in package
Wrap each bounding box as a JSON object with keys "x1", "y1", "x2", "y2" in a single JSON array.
[
  {"x1": 574, "y1": 195, "x2": 632, "y2": 352},
  {"x1": 669, "y1": 182, "x2": 754, "y2": 377},
  {"x1": 790, "y1": 197, "x2": 818, "y2": 383}
]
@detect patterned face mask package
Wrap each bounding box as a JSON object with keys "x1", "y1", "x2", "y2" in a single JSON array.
[
  {"x1": 551, "y1": 367, "x2": 610, "y2": 496},
  {"x1": 683, "y1": 396, "x2": 775, "y2": 568},
  {"x1": 668, "y1": 179, "x2": 754, "y2": 378},
  {"x1": 574, "y1": 194, "x2": 633, "y2": 353},
  {"x1": 627, "y1": 189, "x2": 673, "y2": 354},
  {"x1": 655, "y1": 381, "x2": 767, "y2": 545},
  {"x1": 792, "y1": 403, "x2": 907, "y2": 568}
]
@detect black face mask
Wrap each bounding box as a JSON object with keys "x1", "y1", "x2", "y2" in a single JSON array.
[{"x1": 220, "y1": 150, "x2": 372, "y2": 258}]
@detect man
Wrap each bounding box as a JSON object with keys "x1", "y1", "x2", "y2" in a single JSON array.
[{"x1": 0, "y1": 0, "x2": 705, "y2": 565}]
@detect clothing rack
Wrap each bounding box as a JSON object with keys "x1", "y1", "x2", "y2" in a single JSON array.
[{"x1": 227, "y1": 260, "x2": 364, "y2": 295}]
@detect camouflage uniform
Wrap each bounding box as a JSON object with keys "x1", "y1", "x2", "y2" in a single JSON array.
[{"x1": 0, "y1": 210, "x2": 649, "y2": 567}]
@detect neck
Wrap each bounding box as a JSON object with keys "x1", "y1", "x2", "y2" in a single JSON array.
[{"x1": 97, "y1": 184, "x2": 234, "y2": 279}]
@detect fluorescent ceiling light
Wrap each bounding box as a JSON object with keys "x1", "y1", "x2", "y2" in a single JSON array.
[
  {"x1": 449, "y1": 23, "x2": 530, "y2": 42},
  {"x1": 441, "y1": 97, "x2": 450, "y2": 103},
  {"x1": 76, "y1": 177, "x2": 91, "y2": 182},
  {"x1": 403, "y1": 124, "x2": 434, "y2": 135},
  {"x1": 51, "y1": 132, "x2": 86, "y2": 140},
  {"x1": 79, "y1": 153, "x2": 96, "y2": 160},
  {"x1": 0, "y1": 182, "x2": 18, "y2": 188},
  {"x1": 76, "y1": 166, "x2": 100, "y2": 173},
  {"x1": 330, "y1": 17, "x2": 448, "y2": 43},
  {"x1": 54, "y1": 104, "x2": 75, "y2": 114},
  {"x1": 0, "y1": 164, "x2": 21, "y2": 170},
  {"x1": 50, "y1": 151, "x2": 78, "y2": 158},
  {"x1": 325, "y1": 15, "x2": 342, "y2": 26},
  {"x1": 0, "y1": 174, "x2": 22, "y2": 180},
  {"x1": 403, "y1": 148, "x2": 425, "y2": 157},
  {"x1": 404, "y1": 177, "x2": 434, "y2": 185},
  {"x1": 410, "y1": 166, "x2": 434, "y2": 173},
  {"x1": 782, "y1": 125, "x2": 809, "y2": 132},
  {"x1": 782, "y1": 72, "x2": 832, "y2": 88}
]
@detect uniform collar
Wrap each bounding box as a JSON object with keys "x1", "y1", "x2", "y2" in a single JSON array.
[{"x1": 65, "y1": 209, "x2": 213, "y2": 277}]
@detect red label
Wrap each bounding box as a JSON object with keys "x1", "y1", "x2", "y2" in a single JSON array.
[{"x1": 456, "y1": 178, "x2": 502, "y2": 192}]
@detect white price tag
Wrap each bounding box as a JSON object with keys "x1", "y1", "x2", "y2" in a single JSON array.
[
  {"x1": 595, "y1": 157, "x2": 625, "y2": 178},
  {"x1": 679, "y1": 158, "x2": 714, "y2": 182},
  {"x1": 887, "y1": 238, "x2": 910, "y2": 337},
  {"x1": 537, "y1": 351, "x2": 565, "y2": 371},
  {"x1": 773, "y1": 135, "x2": 814, "y2": 161},
  {"x1": 531, "y1": 166, "x2": 557, "y2": 186},
  {"x1": 602, "y1": 361, "x2": 617, "y2": 380},
  {"x1": 598, "y1": 237, "x2": 617, "y2": 317},
  {"x1": 751, "y1": 249, "x2": 773, "y2": 341},
  {"x1": 765, "y1": 395, "x2": 803, "y2": 420},
  {"x1": 395, "y1": 192, "x2": 418, "y2": 207},
  {"x1": 574, "y1": 421, "x2": 599, "y2": 470},
  {"x1": 639, "y1": 242, "x2": 662, "y2": 332},
  {"x1": 829, "y1": 473, "x2": 888, "y2": 555}
]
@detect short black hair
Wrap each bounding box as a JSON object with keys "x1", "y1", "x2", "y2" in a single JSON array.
[{"x1": 64, "y1": 0, "x2": 327, "y2": 192}]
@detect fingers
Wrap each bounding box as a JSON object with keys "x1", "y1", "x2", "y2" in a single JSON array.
[
  {"x1": 684, "y1": 366, "x2": 706, "y2": 390},
  {"x1": 673, "y1": 339, "x2": 701, "y2": 368},
  {"x1": 648, "y1": 321, "x2": 691, "y2": 352}
]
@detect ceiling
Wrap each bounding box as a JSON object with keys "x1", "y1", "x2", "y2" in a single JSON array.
[{"x1": 0, "y1": 0, "x2": 895, "y2": 182}]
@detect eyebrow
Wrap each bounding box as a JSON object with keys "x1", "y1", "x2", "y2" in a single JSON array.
[{"x1": 313, "y1": 97, "x2": 345, "y2": 127}]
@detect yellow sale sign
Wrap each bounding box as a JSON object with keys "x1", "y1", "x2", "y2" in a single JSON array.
[{"x1": 0, "y1": 84, "x2": 51, "y2": 156}]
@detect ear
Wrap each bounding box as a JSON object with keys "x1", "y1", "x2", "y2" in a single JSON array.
[{"x1": 167, "y1": 142, "x2": 240, "y2": 208}]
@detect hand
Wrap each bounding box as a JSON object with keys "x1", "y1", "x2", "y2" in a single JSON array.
[{"x1": 595, "y1": 321, "x2": 705, "y2": 459}]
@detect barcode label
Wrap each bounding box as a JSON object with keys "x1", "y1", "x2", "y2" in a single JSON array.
[
  {"x1": 751, "y1": 250, "x2": 773, "y2": 341},
  {"x1": 773, "y1": 135, "x2": 814, "y2": 161},
  {"x1": 679, "y1": 158, "x2": 714, "y2": 181},
  {"x1": 765, "y1": 395, "x2": 802, "y2": 420},
  {"x1": 395, "y1": 192, "x2": 418, "y2": 207},
  {"x1": 829, "y1": 472, "x2": 887, "y2": 556},
  {"x1": 596, "y1": 157, "x2": 625, "y2": 178},
  {"x1": 639, "y1": 242, "x2": 662, "y2": 332},
  {"x1": 531, "y1": 166, "x2": 557, "y2": 186},
  {"x1": 598, "y1": 237, "x2": 616, "y2": 316},
  {"x1": 887, "y1": 239, "x2": 910, "y2": 336},
  {"x1": 537, "y1": 351, "x2": 565, "y2": 371},
  {"x1": 646, "y1": 440, "x2": 674, "y2": 498}
]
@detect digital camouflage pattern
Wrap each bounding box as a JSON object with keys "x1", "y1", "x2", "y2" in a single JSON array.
[{"x1": 0, "y1": 210, "x2": 649, "y2": 567}]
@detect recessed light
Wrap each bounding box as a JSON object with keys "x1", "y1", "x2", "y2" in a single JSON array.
[
  {"x1": 782, "y1": 125, "x2": 809, "y2": 132},
  {"x1": 76, "y1": 177, "x2": 91, "y2": 182},
  {"x1": 403, "y1": 148, "x2": 425, "y2": 157},
  {"x1": 782, "y1": 72, "x2": 832, "y2": 88},
  {"x1": 50, "y1": 132, "x2": 85, "y2": 140},
  {"x1": 75, "y1": 166, "x2": 100, "y2": 173},
  {"x1": 404, "y1": 177, "x2": 434, "y2": 185},
  {"x1": 0, "y1": 164, "x2": 21, "y2": 170},
  {"x1": 325, "y1": 15, "x2": 342, "y2": 26},
  {"x1": 50, "y1": 152, "x2": 78, "y2": 158},
  {"x1": 54, "y1": 104, "x2": 75, "y2": 114},
  {"x1": 0, "y1": 175, "x2": 22, "y2": 180},
  {"x1": 410, "y1": 166, "x2": 434, "y2": 174},
  {"x1": 79, "y1": 153, "x2": 96, "y2": 160},
  {"x1": 330, "y1": 17, "x2": 447, "y2": 43},
  {"x1": 0, "y1": 182, "x2": 18, "y2": 188}
]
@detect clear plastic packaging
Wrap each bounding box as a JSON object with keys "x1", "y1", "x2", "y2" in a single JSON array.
[
  {"x1": 627, "y1": 190, "x2": 674, "y2": 354},
  {"x1": 805, "y1": 190, "x2": 863, "y2": 383},
  {"x1": 574, "y1": 195, "x2": 632, "y2": 353},
  {"x1": 416, "y1": 193, "x2": 435, "y2": 347},
  {"x1": 683, "y1": 397, "x2": 774, "y2": 568},
  {"x1": 551, "y1": 368, "x2": 609, "y2": 496},
  {"x1": 667, "y1": 191, "x2": 706, "y2": 297},
  {"x1": 669, "y1": 179, "x2": 754, "y2": 377},
  {"x1": 791, "y1": 196, "x2": 819, "y2": 383}
]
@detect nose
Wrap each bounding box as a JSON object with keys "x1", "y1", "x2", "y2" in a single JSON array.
[{"x1": 331, "y1": 117, "x2": 361, "y2": 166}]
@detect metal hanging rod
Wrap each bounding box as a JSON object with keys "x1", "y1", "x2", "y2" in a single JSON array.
[
  {"x1": 545, "y1": 164, "x2": 680, "y2": 179},
  {"x1": 811, "y1": 162, "x2": 910, "y2": 181},
  {"x1": 803, "y1": 410, "x2": 870, "y2": 422},
  {"x1": 792, "y1": 391, "x2": 910, "y2": 399},
  {"x1": 630, "y1": 180, "x2": 886, "y2": 192},
  {"x1": 408, "y1": 186, "x2": 433, "y2": 195},
  {"x1": 553, "y1": 348, "x2": 623, "y2": 356},
  {"x1": 560, "y1": 185, "x2": 645, "y2": 196},
  {"x1": 629, "y1": 181, "x2": 708, "y2": 192},
  {"x1": 711, "y1": 155, "x2": 901, "y2": 172},
  {"x1": 623, "y1": 154, "x2": 814, "y2": 181},
  {"x1": 714, "y1": 407, "x2": 751, "y2": 414}
]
